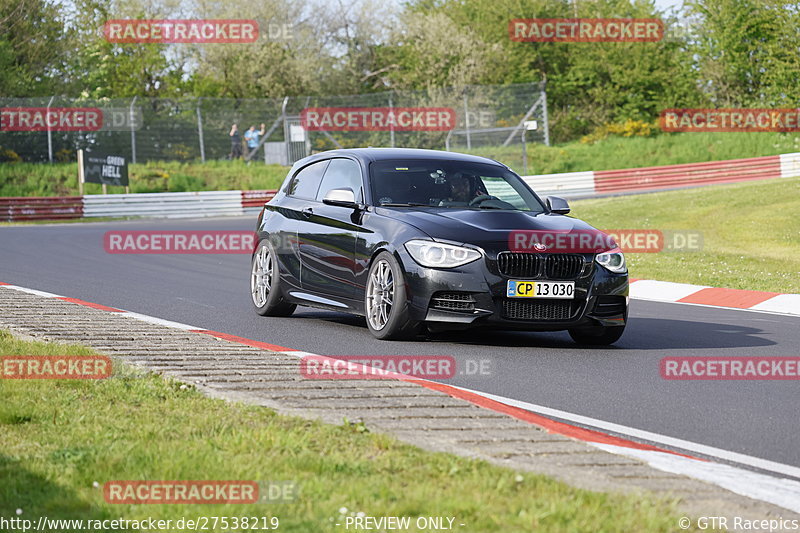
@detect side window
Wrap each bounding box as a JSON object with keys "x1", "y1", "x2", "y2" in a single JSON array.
[
  {"x1": 316, "y1": 159, "x2": 363, "y2": 202},
  {"x1": 286, "y1": 160, "x2": 329, "y2": 200}
]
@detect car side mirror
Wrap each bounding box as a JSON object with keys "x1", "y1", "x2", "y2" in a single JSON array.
[
  {"x1": 323, "y1": 187, "x2": 358, "y2": 208},
  {"x1": 546, "y1": 196, "x2": 570, "y2": 215}
]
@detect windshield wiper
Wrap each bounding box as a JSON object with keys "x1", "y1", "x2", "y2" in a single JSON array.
[{"x1": 380, "y1": 202, "x2": 430, "y2": 207}]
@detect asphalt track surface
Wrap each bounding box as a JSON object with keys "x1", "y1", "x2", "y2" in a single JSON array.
[{"x1": 2, "y1": 216, "x2": 798, "y2": 473}]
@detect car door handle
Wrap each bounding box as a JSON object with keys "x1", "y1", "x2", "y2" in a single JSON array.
[{"x1": 301, "y1": 207, "x2": 313, "y2": 218}]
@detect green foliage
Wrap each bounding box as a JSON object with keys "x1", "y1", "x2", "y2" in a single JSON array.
[
  {"x1": 580, "y1": 119, "x2": 659, "y2": 144},
  {"x1": 0, "y1": 161, "x2": 289, "y2": 196},
  {"x1": 1, "y1": 0, "x2": 799, "y2": 144},
  {"x1": 0, "y1": 147, "x2": 21, "y2": 163},
  {"x1": 687, "y1": 0, "x2": 800, "y2": 107},
  {"x1": 0, "y1": 0, "x2": 70, "y2": 96}
]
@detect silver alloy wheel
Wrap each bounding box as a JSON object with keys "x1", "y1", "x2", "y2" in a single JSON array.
[
  {"x1": 251, "y1": 245, "x2": 272, "y2": 308},
  {"x1": 366, "y1": 259, "x2": 394, "y2": 330}
]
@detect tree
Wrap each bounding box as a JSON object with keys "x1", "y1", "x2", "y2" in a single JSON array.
[
  {"x1": 688, "y1": 0, "x2": 800, "y2": 106},
  {"x1": 0, "y1": 0, "x2": 70, "y2": 96}
]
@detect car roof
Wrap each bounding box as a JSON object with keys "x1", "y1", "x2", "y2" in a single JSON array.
[{"x1": 294, "y1": 148, "x2": 508, "y2": 169}]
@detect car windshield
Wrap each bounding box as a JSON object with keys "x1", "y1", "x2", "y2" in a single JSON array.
[{"x1": 369, "y1": 160, "x2": 545, "y2": 212}]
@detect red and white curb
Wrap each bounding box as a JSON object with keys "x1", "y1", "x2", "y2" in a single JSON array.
[
  {"x1": 1, "y1": 281, "x2": 799, "y2": 514},
  {"x1": 630, "y1": 279, "x2": 800, "y2": 317}
]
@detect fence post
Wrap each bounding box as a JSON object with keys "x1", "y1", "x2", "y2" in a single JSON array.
[
  {"x1": 388, "y1": 94, "x2": 395, "y2": 148},
  {"x1": 196, "y1": 98, "x2": 206, "y2": 162},
  {"x1": 521, "y1": 128, "x2": 528, "y2": 175},
  {"x1": 281, "y1": 96, "x2": 289, "y2": 165},
  {"x1": 540, "y1": 82, "x2": 550, "y2": 147},
  {"x1": 129, "y1": 96, "x2": 138, "y2": 164},
  {"x1": 46, "y1": 96, "x2": 54, "y2": 163},
  {"x1": 463, "y1": 94, "x2": 471, "y2": 149}
]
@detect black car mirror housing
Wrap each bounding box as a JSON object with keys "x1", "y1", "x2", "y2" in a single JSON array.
[{"x1": 546, "y1": 196, "x2": 570, "y2": 214}]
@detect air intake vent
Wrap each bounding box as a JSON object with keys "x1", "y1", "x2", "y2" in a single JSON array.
[
  {"x1": 430, "y1": 292, "x2": 476, "y2": 312},
  {"x1": 592, "y1": 296, "x2": 627, "y2": 317},
  {"x1": 501, "y1": 300, "x2": 574, "y2": 321}
]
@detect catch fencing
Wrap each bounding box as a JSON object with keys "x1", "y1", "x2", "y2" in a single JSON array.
[{"x1": 0, "y1": 83, "x2": 548, "y2": 166}]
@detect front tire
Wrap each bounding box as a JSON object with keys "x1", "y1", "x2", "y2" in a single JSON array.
[
  {"x1": 250, "y1": 239, "x2": 296, "y2": 317},
  {"x1": 364, "y1": 252, "x2": 420, "y2": 340},
  {"x1": 568, "y1": 324, "x2": 625, "y2": 345}
]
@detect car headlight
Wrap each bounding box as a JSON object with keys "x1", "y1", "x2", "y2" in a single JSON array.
[
  {"x1": 595, "y1": 248, "x2": 627, "y2": 274},
  {"x1": 404, "y1": 240, "x2": 481, "y2": 268}
]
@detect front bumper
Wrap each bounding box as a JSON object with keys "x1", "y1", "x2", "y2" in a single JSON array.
[{"x1": 398, "y1": 249, "x2": 628, "y2": 331}]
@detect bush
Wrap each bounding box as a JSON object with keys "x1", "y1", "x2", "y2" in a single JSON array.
[
  {"x1": 581, "y1": 120, "x2": 658, "y2": 144},
  {"x1": 0, "y1": 147, "x2": 21, "y2": 163}
]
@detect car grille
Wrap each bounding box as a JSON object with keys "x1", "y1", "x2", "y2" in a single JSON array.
[
  {"x1": 501, "y1": 300, "x2": 574, "y2": 321},
  {"x1": 430, "y1": 292, "x2": 476, "y2": 312},
  {"x1": 592, "y1": 295, "x2": 627, "y2": 317},
  {"x1": 497, "y1": 253, "x2": 584, "y2": 279},
  {"x1": 544, "y1": 254, "x2": 584, "y2": 279},
  {"x1": 497, "y1": 253, "x2": 541, "y2": 278}
]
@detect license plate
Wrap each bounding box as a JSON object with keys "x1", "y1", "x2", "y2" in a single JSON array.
[{"x1": 506, "y1": 280, "x2": 575, "y2": 299}]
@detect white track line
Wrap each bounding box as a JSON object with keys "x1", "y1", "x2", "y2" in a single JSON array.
[{"x1": 455, "y1": 386, "x2": 800, "y2": 480}]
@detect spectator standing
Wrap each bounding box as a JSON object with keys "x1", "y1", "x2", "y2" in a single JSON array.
[
  {"x1": 244, "y1": 123, "x2": 266, "y2": 160},
  {"x1": 229, "y1": 124, "x2": 242, "y2": 160}
]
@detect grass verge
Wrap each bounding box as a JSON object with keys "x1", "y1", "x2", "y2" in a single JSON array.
[
  {"x1": 570, "y1": 177, "x2": 800, "y2": 293},
  {"x1": 0, "y1": 329, "x2": 697, "y2": 532},
  {"x1": 3, "y1": 132, "x2": 800, "y2": 196},
  {"x1": 0, "y1": 160, "x2": 288, "y2": 197}
]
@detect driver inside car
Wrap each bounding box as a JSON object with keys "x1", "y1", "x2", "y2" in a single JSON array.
[{"x1": 445, "y1": 172, "x2": 484, "y2": 204}]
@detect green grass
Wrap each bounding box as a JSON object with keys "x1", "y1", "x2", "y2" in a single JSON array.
[
  {"x1": 0, "y1": 329, "x2": 700, "y2": 532},
  {"x1": 570, "y1": 177, "x2": 800, "y2": 293},
  {"x1": 0, "y1": 160, "x2": 288, "y2": 197},
  {"x1": 3, "y1": 131, "x2": 800, "y2": 196}
]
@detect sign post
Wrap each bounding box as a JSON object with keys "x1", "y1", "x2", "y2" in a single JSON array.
[{"x1": 77, "y1": 149, "x2": 85, "y2": 196}]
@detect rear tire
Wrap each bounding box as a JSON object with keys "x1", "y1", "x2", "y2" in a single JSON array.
[
  {"x1": 251, "y1": 239, "x2": 296, "y2": 317},
  {"x1": 568, "y1": 324, "x2": 625, "y2": 345},
  {"x1": 364, "y1": 252, "x2": 420, "y2": 340}
]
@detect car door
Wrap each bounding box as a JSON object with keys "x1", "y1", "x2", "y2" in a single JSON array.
[
  {"x1": 276, "y1": 159, "x2": 330, "y2": 290},
  {"x1": 297, "y1": 158, "x2": 365, "y2": 302}
]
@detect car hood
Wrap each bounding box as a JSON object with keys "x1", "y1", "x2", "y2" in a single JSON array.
[{"x1": 377, "y1": 208, "x2": 603, "y2": 251}]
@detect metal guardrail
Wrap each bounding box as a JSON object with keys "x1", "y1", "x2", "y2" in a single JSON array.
[
  {"x1": 0, "y1": 196, "x2": 84, "y2": 222},
  {"x1": 523, "y1": 152, "x2": 799, "y2": 198},
  {"x1": 593, "y1": 155, "x2": 782, "y2": 194},
  {"x1": 2, "y1": 190, "x2": 277, "y2": 222},
  {"x1": 82, "y1": 191, "x2": 245, "y2": 219},
  {"x1": 522, "y1": 171, "x2": 596, "y2": 198}
]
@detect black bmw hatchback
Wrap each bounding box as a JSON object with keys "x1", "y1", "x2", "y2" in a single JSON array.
[{"x1": 251, "y1": 148, "x2": 628, "y2": 344}]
